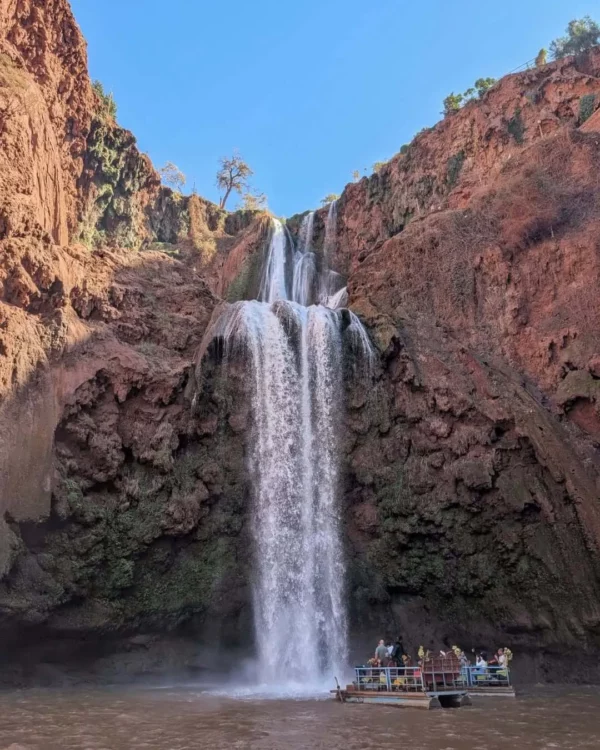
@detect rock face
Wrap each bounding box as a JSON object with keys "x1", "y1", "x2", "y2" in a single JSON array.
[
  {"x1": 1, "y1": 0, "x2": 600, "y2": 684},
  {"x1": 318, "y1": 50, "x2": 600, "y2": 681},
  {"x1": 0, "y1": 0, "x2": 264, "y2": 683}
]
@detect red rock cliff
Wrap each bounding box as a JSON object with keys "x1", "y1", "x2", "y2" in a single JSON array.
[
  {"x1": 321, "y1": 50, "x2": 600, "y2": 671},
  {"x1": 1, "y1": 0, "x2": 600, "y2": 684}
]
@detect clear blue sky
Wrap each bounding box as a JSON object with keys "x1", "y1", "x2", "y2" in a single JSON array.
[{"x1": 70, "y1": 0, "x2": 596, "y2": 217}]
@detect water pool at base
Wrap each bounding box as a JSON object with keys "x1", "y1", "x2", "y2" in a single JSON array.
[{"x1": 0, "y1": 685, "x2": 598, "y2": 750}]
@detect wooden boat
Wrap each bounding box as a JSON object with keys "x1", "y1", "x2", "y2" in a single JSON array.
[
  {"x1": 332, "y1": 656, "x2": 472, "y2": 710},
  {"x1": 459, "y1": 666, "x2": 516, "y2": 698}
]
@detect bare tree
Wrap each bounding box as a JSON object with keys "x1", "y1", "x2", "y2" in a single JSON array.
[
  {"x1": 240, "y1": 190, "x2": 268, "y2": 211},
  {"x1": 159, "y1": 162, "x2": 186, "y2": 192},
  {"x1": 216, "y1": 151, "x2": 253, "y2": 209}
]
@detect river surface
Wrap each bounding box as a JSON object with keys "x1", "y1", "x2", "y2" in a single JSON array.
[{"x1": 0, "y1": 685, "x2": 599, "y2": 749}]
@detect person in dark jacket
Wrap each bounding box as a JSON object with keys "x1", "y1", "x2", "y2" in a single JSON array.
[{"x1": 390, "y1": 635, "x2": 405, "y2": 665}]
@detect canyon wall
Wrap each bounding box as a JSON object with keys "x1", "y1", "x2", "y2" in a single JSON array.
[
  {"x1": 1, "y1": 0, "x2": 600, "y2": 683},
  {"x1": 323, "y1": 50, "x2": 600, "y2": 678}
]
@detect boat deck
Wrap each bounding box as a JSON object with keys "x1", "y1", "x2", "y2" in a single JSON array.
[
  {"x1": 333, "y1": 660, "x2": 515, "y2": 709},
  {"x1": 333, "y1": 687, "x2": 471, "y2": 709},
  {"x1": 468, "y1": 685, "x2": 516, "y2": 697}
]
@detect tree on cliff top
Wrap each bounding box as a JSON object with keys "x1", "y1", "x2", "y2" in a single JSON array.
[
  {"x1": 240, "y1": 189, "x2": 268, "y2": 211},
  {"x1": 159, "y1": 162, "x2": 186, "y2": 192},
  {"x1": 550, "y1": 17, "x2": 600, "y2": 59},
  {"x1": 320, "y1": 193, "x2": 340, "y2": 206},
  {"x1": 535, "y1": 48, "x2": 548, "y2": 67},
  {"x1": 443, "y1": 92, "x2": 464, "y2": 116},
  {"x1": 474, "y1": 77, "x2": 497, "y2": 97},
  {"x1": 216, "y1": 151, "x2": 253, "y2": 209},
  {"x1": 92, "y1": 80, "x2": 117, "y2": 122}
]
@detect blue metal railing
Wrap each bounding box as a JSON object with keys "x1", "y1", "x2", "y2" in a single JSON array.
[
  {"x1": 457, "y1": 665, "x2": 511, "y2": 687},
  {"x1": 353, "y1": 663, "x2": 511, "y2": 693},
  {"x1": 354, "y1": 666, "x2": 424, "y2": 692}
]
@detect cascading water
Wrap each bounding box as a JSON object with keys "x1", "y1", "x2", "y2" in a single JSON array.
[
  {"x1": 319, "y1": 199, "x2": 347, "y2": 306},
  {"x1": 323, "y1": 199, "x2": 338, "y2": 268},
  {"x1": 291, "y1": 212, "x2": 316, "y2": 306},
  {"x1": 259, "y1": 219, "x2": 289, "y2": 303},
  {"x1": 297, "y1": 210, "x2": 315, "y2": 254},
  {"x1": 208, "y1": 215, "x2": 372, "y2": 693}
]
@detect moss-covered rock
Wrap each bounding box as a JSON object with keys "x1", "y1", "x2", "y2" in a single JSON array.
[{"x1": 77, "y1": 117, "x2": 159, "y2": 249}]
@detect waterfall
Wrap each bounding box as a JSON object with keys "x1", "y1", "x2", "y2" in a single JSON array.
[
  {"x1": 319, "y1": 200, "x2": 339, "y2": 304},
  {"x1": 291, "y1": 252, "x2": 316, "y2": 306},
  {"x1": 323, "y1": 199, "x2": 338, "y2": 264},
  {"x1": 291, "y1": 211, "x2": 316, "y2": 306},
  {"x1": 297, "y1": 210, "x2": 315, "y2": 254},
  {"x1": 259, "y1": 219, "x2": 289, "y2": 303},
  {"x1": 207, "y1": 216, "x2": 371, "y2": 692},
  {"x1": 326, "y1": 286, "x2": 348, "y2": 310}
]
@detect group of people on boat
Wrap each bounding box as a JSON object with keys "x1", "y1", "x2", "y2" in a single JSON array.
[
  {"x1": 369, "y1": 638, "x2": 407, "y2": 668},
  {"x1": 367, "y1": 638, "x2": 512, "y2": 672},
  {"x1": 470, "y1": 648, "x2": 509, "y2": 669}
]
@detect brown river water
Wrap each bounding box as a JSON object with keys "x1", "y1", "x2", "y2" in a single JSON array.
[{"x1": 0, "y1": 684, "x2": 598, "y2": 750}]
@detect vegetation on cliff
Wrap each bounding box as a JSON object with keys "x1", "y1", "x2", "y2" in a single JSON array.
[
  {"x1": 159, "y1": 162, "x2": 187, "y2": 192},
  {"x1": 216, "y1": 151, "x2": 253, "y2": 209},
  {"x1": 443, "y1": 78, "x2": 498, "y2": 116},
  {"x1": 92, "y1": 80, "x2": 117, "y2": 122},
  {"x1": 441, "y1": 17, "x2": 598, "y2": 118},
  {"x1": 550, "y1": 17, "x2": 600, "y2": 59}
]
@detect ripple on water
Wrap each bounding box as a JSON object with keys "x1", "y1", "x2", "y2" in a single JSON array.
[{"x1": 0, "y1": 685, "x2": 599, "y2": 750}]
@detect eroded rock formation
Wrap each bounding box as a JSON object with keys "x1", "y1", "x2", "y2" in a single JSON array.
[{"x1": 1, "y1": 0, "x2": 600, "y2": 684}]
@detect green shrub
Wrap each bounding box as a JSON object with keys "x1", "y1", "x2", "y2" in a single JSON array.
[
  {"x1": 507, "y1": 108, "x2": 526, "y2": 144},
  {"x1": 535, "y1": 48, "x2": 548, "y2": 67},
  {"x1": 443, "y1": 77, "x2": 496, "y2": 115},
  {"x1": 579, "y1": 94, "x2": 596, "y2": 124},
  {"x1": 550, "y1": 17, "x2": 600, "y2": 59},
  {"x1": 443, "y1": 92, "x2": 463, "y2": 116},
  {"x1": 447, "y1": 151, "x2": 465, "y2": 188},
  {"x1": 92, "y1": 80, "x2": 117, "y2": 121},
  {"x1": 474, "y1": 77, "x2": 497, "y2": 97}
]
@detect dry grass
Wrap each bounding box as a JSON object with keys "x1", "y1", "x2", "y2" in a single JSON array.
[{"x1": 188, "y1": 194, "x2": 217, "y2": 263}]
